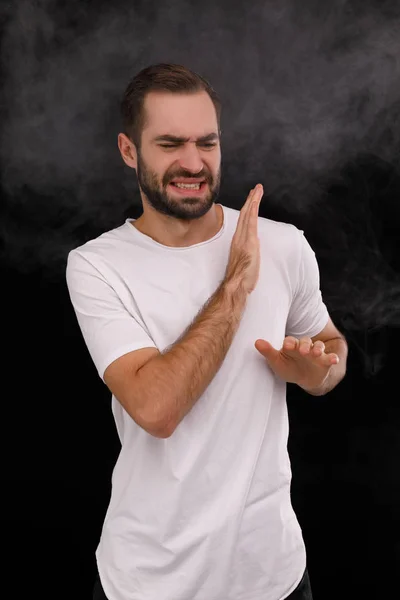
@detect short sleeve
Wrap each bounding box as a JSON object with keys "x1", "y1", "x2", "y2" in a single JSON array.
[
  {"x1": 285, "y1": 230, "x2": 329, "y2": 339},
  {"x1": 66, "y1": 250, "x2": 157, "y2": 382}
]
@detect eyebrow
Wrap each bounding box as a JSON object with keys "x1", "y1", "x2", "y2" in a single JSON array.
[{"x1": 153, "y1": 133, "x2": 219, "y2": 143}]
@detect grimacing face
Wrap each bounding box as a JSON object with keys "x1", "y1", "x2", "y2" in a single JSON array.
[{"x1": 134, "y1": 91, "x2": 222, "y2": 221}]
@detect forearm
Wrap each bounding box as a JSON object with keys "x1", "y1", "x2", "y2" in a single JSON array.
[
  {"x1": 300, "y1": 337, "x2": 348, "y2": 396},
  {"x1": 136, "y1": 279, "x2": 248, "y2": 437}
]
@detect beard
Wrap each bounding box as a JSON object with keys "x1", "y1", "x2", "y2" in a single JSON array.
[{"x1": 136, "y1": 150, "x2": 221, "y2": 221}]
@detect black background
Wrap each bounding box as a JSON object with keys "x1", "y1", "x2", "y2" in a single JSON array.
[{"x1": 2, "y1": 1, "x2": 399, "y2": 598}]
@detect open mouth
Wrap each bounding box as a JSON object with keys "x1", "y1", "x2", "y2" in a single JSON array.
[{"x1": 168, "y1": 182, "x2": 208, "y2": 195}]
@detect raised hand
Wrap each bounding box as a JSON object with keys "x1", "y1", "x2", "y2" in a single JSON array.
[{"x1": 224, "y1": 184, "x2": 264, "y2": 295}]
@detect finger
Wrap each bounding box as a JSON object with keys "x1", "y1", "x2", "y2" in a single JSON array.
[
  {"x1": 250, "y1": 184, "x2": 264, "y2": 222},
  {"x1": 283, "y1": 336, "x2": 299, "y2": 351},
  {"x1": 236, "y1": 187, "x2": 256, "y2": 242},
  {"x1": 312, "y1": 350, "x2": 339, "y2": 366},
  {"x1": 328, "y1": 353, "x2": 339, "y2": 365},
  {"x1": 298, "y1": 337, "x2": 314, "y2": 355},
  {"x1": 241, "y1": 185, "x2": 263, "y2": 246},
  {"x1": 255, "y1": 339, "x2": 280, "y2": 361},
  {"x1": 238, "y1": 185, "x2": 262, "y2": 244},
  {"x1": 245, "y1": 184, "x2": 263, "y2": 231},
  {"x1": 311, "y1": 341, "x2": 325, "y2": 357},
  {"x1": 243, "y1": 186, "x2": 257, "y2": 215}
]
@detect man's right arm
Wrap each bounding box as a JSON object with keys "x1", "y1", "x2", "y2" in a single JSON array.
[
  {"x1": 103, "y1": 185, "x2": 263, "y2": 438},
  {"x1": 105, "y1": 278, "x2": 248, "y2": 438}
]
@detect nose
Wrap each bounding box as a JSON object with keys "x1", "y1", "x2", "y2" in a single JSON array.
[{"x1": 177, "y1": 143, "x2": 205, "y2": 173}]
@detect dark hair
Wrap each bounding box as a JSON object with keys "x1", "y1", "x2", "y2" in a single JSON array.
[{"x1": 121, "y1": 63, "x2": 222, "y2": 150}]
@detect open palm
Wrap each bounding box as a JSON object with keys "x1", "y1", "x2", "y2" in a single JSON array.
[{"x1": 254, "y1": 336, "x2": 339, "y2": 389}]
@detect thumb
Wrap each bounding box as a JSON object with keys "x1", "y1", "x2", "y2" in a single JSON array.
[{"x1": 254, "y1": 339, "x2": 278, "y2": 358}]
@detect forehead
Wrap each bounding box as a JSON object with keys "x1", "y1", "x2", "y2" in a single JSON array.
[{"x1": 143, "y1": 91, "x2": 218, "y2": 140}]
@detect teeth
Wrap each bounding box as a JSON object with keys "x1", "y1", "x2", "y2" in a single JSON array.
[{"x1": 174, "y1": 182, "x2": 201, "y2": 189}]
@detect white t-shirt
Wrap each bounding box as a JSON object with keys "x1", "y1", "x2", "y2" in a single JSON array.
[{"x1": 66, "y1": 203, "x2": 329, "y2": 600}]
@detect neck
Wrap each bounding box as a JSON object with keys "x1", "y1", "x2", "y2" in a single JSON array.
[{"x1": 132, "y1": 204, "x2": 223, "y2": 248}]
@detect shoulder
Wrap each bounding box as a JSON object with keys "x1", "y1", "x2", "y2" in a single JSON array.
[
  {"x1": 223, "y1": 203, "x2": 301, "y2": 256},
  {"x1": 258, "y1": 214, "x2": 298, "y2": 236},
  {"x1": 67, "y1": 221, "x2": 131, "y2": 269},
  {"x1": 257, "y1": 215, "x2": 302, "y2": 257}
]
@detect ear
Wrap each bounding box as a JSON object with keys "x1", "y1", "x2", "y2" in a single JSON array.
[{"x1": 118, "y1": 133, "x2": 138, "y2": 170}]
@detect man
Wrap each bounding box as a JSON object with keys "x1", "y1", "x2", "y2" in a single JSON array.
[{"x1": 66, "y1": 63, "x2": 348, "y2": 600}]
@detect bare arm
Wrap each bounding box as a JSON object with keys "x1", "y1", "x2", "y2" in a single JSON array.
[
  {"x1": 136, "y1": 279, "x2": 247, "y2": 437},
  {"x1": 134, "y1": 184, "x2": 264, "y2": 438}
]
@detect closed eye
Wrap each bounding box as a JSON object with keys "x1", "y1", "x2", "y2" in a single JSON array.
[{"x1": 160, "y1": 143, "x2": 217, "y2": 148}]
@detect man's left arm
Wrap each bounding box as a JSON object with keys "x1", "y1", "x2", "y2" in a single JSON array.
[
  {"x1": 255, "y1": 227, "x2": 349, "y2": 395},
  {"x1": 255, "y1": 318, "x2": 349, "y2": 396},
  {"x1": 286, "y1": 229, "x2": 348, "y2": 396}
]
